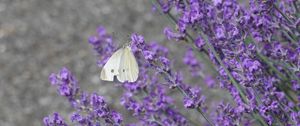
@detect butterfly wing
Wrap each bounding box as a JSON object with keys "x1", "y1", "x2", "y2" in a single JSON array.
[
  {"x1": 117, "y1": 46, "x2": 139, "y2": 82},
  {"x1": 100, "y1": 48, "x2": 124, "y2": 81}
]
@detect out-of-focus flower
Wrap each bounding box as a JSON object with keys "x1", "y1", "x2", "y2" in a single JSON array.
[
  {"x1": 194, "y1": 36, "x2": 205, "y2": 50},
  {"x1": 164, "y1": 27, "x2": 184, "y2": 41},
  {"x1": 48, "y1": 67, "x2": 78, "y2": 104},
  {"x1": 183, "y1": 48, "x2": 202, "y2": 77},
  {"x1": 88, "y1": 26, "x2": 115, "y2": 67},
  {"x1": 43, "y1": 112, "x2": 68, "y2": 126}
]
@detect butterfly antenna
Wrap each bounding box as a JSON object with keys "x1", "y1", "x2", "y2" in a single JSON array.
[
  {"x1": 126, "y1": 34, "x2": 131, "y2": 46},
  {"x1": 120, "y1": 34, "x2": 131, "y2": 48}
]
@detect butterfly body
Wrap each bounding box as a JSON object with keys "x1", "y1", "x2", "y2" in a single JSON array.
[{"x1": 100, "y1": 46, "x2": 139, "y2": 82}]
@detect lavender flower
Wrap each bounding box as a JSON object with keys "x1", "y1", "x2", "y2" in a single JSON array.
[
  {"x1": 164, "y1": 27, "x2": 184, "y2": 41},
  {"x1": 43, "y1": 112, "x2": 68, "y2": 126},
  {"x1": 88, "y1": 26, "x2": 115, "y2": 67},
  {"x1": 49, "y1": 67, "x2": 79, "y2": 104},
  {"x1": 45, "y1": 68, "x2": 123, "y2": 126},
  {"x1": 194, "y1": 36, "x2": 205, "y2": 50},
  {"x1": 183, "y1": 86, "x2": 206, "y2": 109},
  {"x1": 215, "y1": 102, "x2": 250, "y2": 126},
  {"x1": 183, "y1": 48, "x2": 202, "y2": 77}
]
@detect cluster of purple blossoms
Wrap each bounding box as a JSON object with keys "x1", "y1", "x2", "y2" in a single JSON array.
[
  {"x1": 156, "y1": 0, "x2": 300, "y2": 125},
  {"x1": 88, "y1": 26, "x2": 116, "y2": 67},
  {"x1": 130, "y1": 33, "x2": 208, "y2": 113},
  {"x1": 183, "y1": 48, "x2": 203, "y2": 77},
  {"x1": 44, "y1": 112, "x2": 68, "y2": 126},
  {"x1": 46, "y1": 67, "x2": 123, "y2": 125},
  {"x1": 44, "y1": 0, "x2": 300, "y2": 125}
]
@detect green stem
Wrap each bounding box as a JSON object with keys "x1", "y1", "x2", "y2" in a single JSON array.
[
  {"x1": 294, "y1": 1, "x2": 299, "y2": 15},
  {"x1": 281, "y1": 28, "x2": 298, "y2": 43},
  {"x1": 256, "y1": 53, "x2": 286, "y2": 80},
  {"x1": 175, "y1": 84, "x2": 215, "y2": 126},
  {"x1": 273, "y1": 4, "x2": 293, "y2": 25},
  {"x1": 271, "y1": 12, "x2": 299, "y2": 42},
  {"x1": 256, "y1": 53, "x2": 299, "y2": 111},
  {"x1": 268, "y1": 58, "x2": 300, "y2": 83},
  {"x1": 252, "y1": 112, "x2": 268, "y2": 126},
  {"x1": 293, "y1": 1, "x2": 300, "y2": 20},
  {"x1": 261, "y1": 55, "x2": 300, "y2": 82},
  {"x1": 151, "y1": 115, "x2": 164, "y2": 126},
  {"x1": 159, "y1": 69, "x2": 215, "y2": 126},
  {"x1": 251, "y1": 86, "x2": 285, "y2": 126},
  {"x1": 198, "y1": 30, "x2": 248, "y2": 103},
  {"x1": 246, "y1": 37, "x2": 299, "y2": 107},
  {"x1": 197, "y1": 107, "x2": 215, "y2": 126},
  {"x1": 176, "y1": 85, "x2": 215, "y2": 126},
  {"x1": 196, "y1": 30, "x2": 268, "y2": 126}
]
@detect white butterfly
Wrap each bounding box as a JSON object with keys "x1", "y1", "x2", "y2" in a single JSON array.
[{"x1": 100, "y1": 45, "x2": 139, "y2": 83}]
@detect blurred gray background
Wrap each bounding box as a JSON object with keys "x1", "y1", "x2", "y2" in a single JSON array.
[{"x1": 0, "y1": 0, "x2": 171, "y2": 125}]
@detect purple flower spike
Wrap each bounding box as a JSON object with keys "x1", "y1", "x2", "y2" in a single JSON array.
[
  {"x1": 88, "y1": 26, "x2": 116, "y2": 67},
  {"x1": 195, "y1": 36, "x2": 205, "y2": 50},
  {"x1": 48, "y1": 67, "x2": 79, "y2": 103},
  {"x1": 143, "y1": 50, "x2": 156, "y2": 61},
  {"x1": 46, "y1": 67, "x2": 123, "y2": 126},
  {"x1": 43, "y1": 112, "x2": 68, "y2": 126},
  {"x1": 183, "y1": 48, "x2": 202, "y2": 77},
  {"x1": 164, "y1": 27, "x2": 184, "y2": 41}
]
